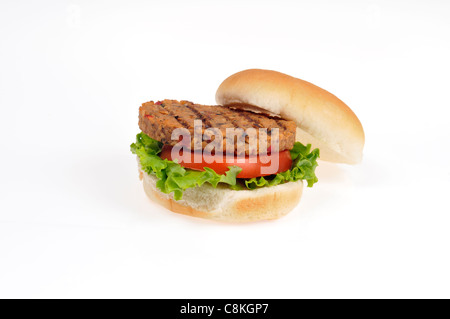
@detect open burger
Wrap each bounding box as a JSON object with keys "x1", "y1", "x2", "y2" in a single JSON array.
[{"x1": 130, "y1": 69, "x2": 365, "y2": 222}]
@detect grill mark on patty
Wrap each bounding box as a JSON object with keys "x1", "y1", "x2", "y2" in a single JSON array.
[
  {"x1": 220, "y1": 112, "x2": 241, "y2": 129},
  {"x1": 168, "y1": 103, "x2": 200, "y2": 131},
  {"x1": 275, "y1": 119, "x2": 288, "y2": 131},
  {"x1": 165, "y1": 107, "x2": 191, "y2": 130},
  {"x1": 168, "y1": 103, "x2": 199, "y2": 132},
  {"x1": 241, "y1": 112, "x2": 263, "y2": 128},
  {"x1": 184, "y1": 103, "x2": 213, "y2": 128}
]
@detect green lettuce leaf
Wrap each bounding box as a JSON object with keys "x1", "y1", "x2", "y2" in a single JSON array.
[
  {"x1": 131, "y1": 132, "x2": 319, "y2": 200},
  {"x1": 245, "y1": 142, "x2": 320, "y2": 189},
  {"x1": 131, "y1": 133, "x2": 242, "y2": 200}
]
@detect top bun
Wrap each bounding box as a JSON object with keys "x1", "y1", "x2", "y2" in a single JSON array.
[{"x1": 216, "y1": 69, "x2": 365, "y2": 164}]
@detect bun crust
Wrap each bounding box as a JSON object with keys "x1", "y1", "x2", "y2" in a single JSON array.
[
  {"x1": 216, "y1": 69, "x2": 365, "y2": 164},
  {"x1": 141, "y1": 170, "x2": 303, "y2": 222}
]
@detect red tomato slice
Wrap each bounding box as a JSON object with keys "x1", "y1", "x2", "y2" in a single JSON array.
[{"x1": 160, "y1": 146, "x2": 293, "y2": 178}]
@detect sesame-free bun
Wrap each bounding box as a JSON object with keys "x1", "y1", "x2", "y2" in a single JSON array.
[
  {"x1": 140, "y1": 170, "x2": 303, "y2": 223},
  {"x1": 216, "y1": 69, "x2": 365, "y2": 164}
]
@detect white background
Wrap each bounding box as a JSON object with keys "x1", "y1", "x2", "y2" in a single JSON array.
[{"x1": 1, "y1": 0, "x2": 449, "y2": 298}]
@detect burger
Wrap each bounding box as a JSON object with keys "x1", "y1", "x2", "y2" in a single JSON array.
[{"x1": 130, "y1": 69, "x2": 365, "y2": 222}]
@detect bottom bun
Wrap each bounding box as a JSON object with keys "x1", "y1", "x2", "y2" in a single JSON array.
[{"x1": 141, "y1": 170, "x2": 303, "y2": 222}]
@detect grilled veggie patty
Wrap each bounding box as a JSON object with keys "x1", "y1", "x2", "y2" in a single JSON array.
[{"x1": 138, "y1": 99, "x2": 296, "y2": 156}]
